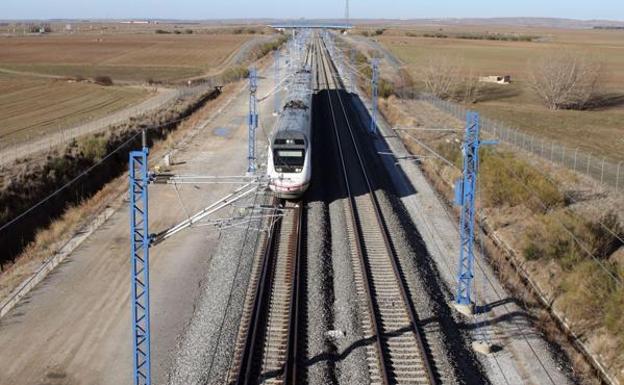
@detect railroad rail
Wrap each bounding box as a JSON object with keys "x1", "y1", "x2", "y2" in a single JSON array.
[
  {"x1": 228, "y1": 199, "x2": 303, "y2": 385},
  {"x1": 316, "y1": 34, "x2": 438, "y2": 385}
]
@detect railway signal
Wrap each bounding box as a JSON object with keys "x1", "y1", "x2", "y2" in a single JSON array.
[{"x1": 453, "y1": 112, "x2": 496, "y2": 316}]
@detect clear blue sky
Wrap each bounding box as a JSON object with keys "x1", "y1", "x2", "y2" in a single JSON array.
[{"x1": 3, "y1": 0, "x2": 623, "y2": 21}]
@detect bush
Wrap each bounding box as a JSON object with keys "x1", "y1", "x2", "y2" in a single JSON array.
[
  {"x1": 173, "y1": 30, "x2": 181, "y2": 35},
  {"x1": 221, "y1": 66, "x2": 249, "y2": 83},
  {"x1": 94, "y1": 76, "x2": 113, "y2": 86},
  {"x1": 155, "y1": 29, "x2": 171, "y2": 34},
  {"x1": 480, "y1": 150, "x2": 565, "y2": 212},
  {"x1": 560, "y1": 260, "x2": 618, "y2": 332},
  {"x1": 374, "y1": 28, "x2": 386, "y2": 36},
  {"x1": 79, "y1": 135, "x2": 108, "y2": 161},
  {"x1": 184, "y1": 29, "x2": 194, "y2": 34},
  {"x1": 522, "y1": 212, "x2": 623, "y2": 268},
  {"x1": 379, "y1": 78, "x2": 395, "y2": 98}
]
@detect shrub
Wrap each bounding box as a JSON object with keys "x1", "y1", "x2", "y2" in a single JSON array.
[
  {"x1": 94, "y1": 76, "x2": 113, "y2": 86},
  {"x1": 79, "y1": 135, "x2": 108, "y2": 161},
  {"x1": 155, "y1": 29, "x2": 170, "y2": 34},
  {"x1": 379, "y1": 78, "x2": 395, "y2": 98},
  {"x1": 184, "y1": 29, "x2": 194, "y2": 34},
  {"x1": 560, "y1": 260, "x2": 618, "y2": 332},
  {"x1": 173, "y1": 30, "x2": 181, "y2": 35},
  {"x1": 221, "y1": 66, "x2": 249, "y2": 83},
  {"x1": 480, "y1": 150, "x2": 565, "y2": 212},
  {"x1": 374, "y1": 28, "x2": 386, "y2": 36},
  {"x1": 522, "y1": 211, "x2": 623, "y2": 268}
]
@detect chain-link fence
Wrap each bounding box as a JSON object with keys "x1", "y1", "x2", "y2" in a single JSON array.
[{"x1": 420, "y1": 94, "x2": 624, "y2": 194}]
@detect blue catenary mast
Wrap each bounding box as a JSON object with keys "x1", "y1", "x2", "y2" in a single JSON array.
[
  {"x1": 129, "y1": 136, "x2": 151, "y2": 385},
  {"x1": 454, "y1": 112, "x2": 496, "y2": 312},
  {"x1": 370, "y1": 58, "x2": 379, "y2": 134},
  {"x1": 248, "y1": 67, "x2": 258, "y2": 174}
]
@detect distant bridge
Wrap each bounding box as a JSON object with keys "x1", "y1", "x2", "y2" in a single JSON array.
[{"x1": 269, "y1": 24, "x2": 353, "y2": 30}]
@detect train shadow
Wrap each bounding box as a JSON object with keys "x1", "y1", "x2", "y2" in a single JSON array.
[{"x1": 306, "y1": 89, "x2": 491, "y2": 385}]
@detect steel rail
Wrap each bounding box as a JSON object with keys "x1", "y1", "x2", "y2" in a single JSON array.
[{"x1": 318, "y1": 34, "x2": 438, "y2": 385}]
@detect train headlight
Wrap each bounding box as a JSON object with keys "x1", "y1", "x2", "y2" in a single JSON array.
[{"x1": 295, "y1": 168, "x2": 302, "y2": 173}]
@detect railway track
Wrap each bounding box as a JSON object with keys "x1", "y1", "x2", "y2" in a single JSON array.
[
  {"x1": 316, "y1": 34, "x2": 438, "y2": 385},
  {"x1": 228, "y1": 199, "x2": 304, "y2": 385}
]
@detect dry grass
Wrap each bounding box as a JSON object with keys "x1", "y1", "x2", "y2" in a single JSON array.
[
  {"x1": 380, "y1": 95, "x2": 624, "y2": 383},
  {"x1": 0, "y1": 33, "x2": 253, "y2": 82},
  {"x1": 378, "y1": 26, "x2": 624, "y2": 161},
  {"x1": 0, "y1": 72, "x2": 150, "y2": 144}
]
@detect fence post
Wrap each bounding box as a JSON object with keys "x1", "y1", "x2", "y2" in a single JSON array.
[
  {"x1": 587, "y1": 154, "x2": 592, "y2": 175},
  {"x1": 573, "y1": 148, "x2": 579, "y2": 171},
  {"x1": 617, "y1": 161, "x2": 623, "y2": 193},
  {"x1": 551, "y1": 142, "x2": 555, "y2": 161},
  {"x1": 601, "y1": 157, "x2": 607, "y2": 184}
]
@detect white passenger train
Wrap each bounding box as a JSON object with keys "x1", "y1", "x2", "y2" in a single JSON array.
[{"x1": 267, "y1": 66, "x2": 313, "y2": 199}]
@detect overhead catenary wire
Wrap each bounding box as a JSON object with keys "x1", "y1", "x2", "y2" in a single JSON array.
[
  {"x1": 0, "y1": 108, "x2": 204, "y2": 235},
  {"x1": 401, "y1": 126, "x2": 623, "y2": 286}
]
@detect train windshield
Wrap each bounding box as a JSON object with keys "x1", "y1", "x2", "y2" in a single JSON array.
[{"x1": 274, "y1": 149, "x2": 305, "y2": 173}]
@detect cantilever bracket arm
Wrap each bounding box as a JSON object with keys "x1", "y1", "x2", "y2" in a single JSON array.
[{"x1": 149, "y1": 182, "x2": 260, "y2": 247}]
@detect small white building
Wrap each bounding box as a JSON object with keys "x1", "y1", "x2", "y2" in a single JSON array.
[{"x1": 479, "y1": 75, "x2": 511, "y2": 85}]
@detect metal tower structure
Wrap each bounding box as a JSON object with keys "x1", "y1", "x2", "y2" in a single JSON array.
[
  {"x1": 274, "y1": 50, "x2": 280, "y2": 115},
  {"x1": 370, "y1": 59, "x2": 379, "y2": 135},
  {"x1": 345, "y1": 0, "x2": 350, "y2": 26},
  {"x1": 248, "y1": 67, "x2": 258, "y2": 174},
  {"x1": 454, "y1": 112, "x2": 495, "y2": 315},
  {"x1": 129, "y1": 132, "x2": 151, "y2": 385}
]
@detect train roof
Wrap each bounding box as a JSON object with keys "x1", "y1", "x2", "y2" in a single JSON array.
[{"x1": 272, "y1": 68, "x2": 313, "y2": 141}]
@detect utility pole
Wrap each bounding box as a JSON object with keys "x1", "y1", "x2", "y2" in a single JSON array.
[
  {"x1": 453, "y1": 112, "x2": 496, "y2": 316},
  {"x1": 370, "y1": 58, "x2": 379, "y2": 135},
  {"x1": 247, "y1": 67, "x2": 258, "y2": 175},
  {"x1": 129, "y1": 129, "x2": 151, "y2": 385},
  {"x1": 345, "y1": 0, "x2": 350, "y2": 26},
  {"x1": 274, "y1": 50, "x2": 280, "y2": 116},
  {"x1": 350, "y1": 48, "x2": 356, "y2": 93}
]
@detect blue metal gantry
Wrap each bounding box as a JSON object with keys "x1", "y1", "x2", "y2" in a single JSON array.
[
  {"x1": 248, "y1": 67, "x2": 259, "y2": 174},
  {"x1": 454, "y1": 112, "x2": 496, "y2": 310},
  {"x1": 129, "y1": 139, "x2": 151, "y2": 385},
  {"x1": 370, "y1": 58, "x2": 379, "y2": 135}
]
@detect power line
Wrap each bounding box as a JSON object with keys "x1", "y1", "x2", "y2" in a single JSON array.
[
  {"x1": 397, "y1": 127, "x2": 623, "y2": 286},
  {"x1": 0, "y1": 111, "x2": 198, "y2": 234}
]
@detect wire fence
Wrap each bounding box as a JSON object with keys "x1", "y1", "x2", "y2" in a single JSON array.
[{"x1": 420, "y1": 93, "x2": 624, "y2": 194}]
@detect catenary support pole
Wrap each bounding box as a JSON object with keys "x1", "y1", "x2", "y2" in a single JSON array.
[
  {"x1": 370, "y1": 58, "x2": 379, "y2": 135},
  {"x1": 129, "y1": 135, "x2": 151, "y2": 385},
  {"x1": 453, "y1": 112, "x2": 496, "y2": 316},
  {"x1": 248, "y1": 67, "x2": 258, "y2": 174}
]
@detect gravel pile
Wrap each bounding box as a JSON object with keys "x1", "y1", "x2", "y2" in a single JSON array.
[{"x1": 167, "y1": 190, "x2": 270, "y2": 385}]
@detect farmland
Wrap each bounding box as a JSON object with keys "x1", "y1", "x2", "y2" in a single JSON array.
[
  {"x1": 0, "y1": 72, "x2": 150, "y2": 146},
  {"x1": 374, "y1": 26, "x2": 624, "y2": 161},
  {"x1": 0, "y1": 32, "x2": 255, "y2": 82},
  {"x1": 0, "y1": 27, "x2": 264, "y2": 149}
]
